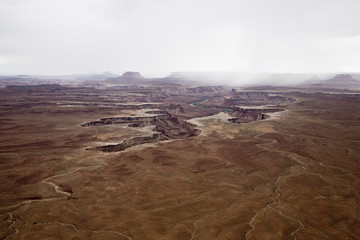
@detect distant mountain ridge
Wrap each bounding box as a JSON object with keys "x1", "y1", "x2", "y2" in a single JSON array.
[{"x1": 2, "y1": 71, "x2": 360, "y2": 89}]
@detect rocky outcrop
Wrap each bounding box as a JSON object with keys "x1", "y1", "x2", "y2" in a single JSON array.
[
  {"x1": 327, "y1": 74, "x2": 357, "y2": 83},
  {"x1": 231, "y1": 91, "x2": 295, "y2": 105},
  {"x1": 233, "y1": 91, "x2": 269, "y2": 99},
  {"x1": 160, "y1": 104, "x2": 185, "y2": 114},
  {"x1": 81, "y1": 114, "x2": 169, "y2": 127},
  {"x1": 302, "y1": 74, "x2": 360, "y2": 90},
  {"x1": 105, "y1": 72, "x2": 146, "y2": 84},
  {"x1": 154, "y1": 118, "x2": 200, "y2": 139},
  {"x1": 183, "y1": 121, "x2": 201, "y2": 136},
  {"x1": 320, "y1": 74, "x2": 360, "y2": 89},
  {"x1": 90, "y1": 133, "x2": 164, "y2": 152},
  {"x1": 223, "y1": 98, "x2": 237, "y2": 106},
  {"x1": 120, "y1": 72, "x2": 144, "y2": 79},
  {"x1": 84, "y1": 109, "x2": 200, "y2": 152},
  {"x1": 145, "y1": 110, "x2": 169, "y2": 115},
  {"x1": 266, "y1": 96, "x2": 295, "y2": 104},
  {"x1": 229, "y1": 107, "x2": 284, "y2": 123}
]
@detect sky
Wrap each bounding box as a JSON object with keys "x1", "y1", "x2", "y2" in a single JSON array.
[{"x1": 0, "y1": 0, "x2": 360, "y2": 76}]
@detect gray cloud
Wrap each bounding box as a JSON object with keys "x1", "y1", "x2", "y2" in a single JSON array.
[{"x1": 0, "y1": 0, "x2": 359, "y2": 76}]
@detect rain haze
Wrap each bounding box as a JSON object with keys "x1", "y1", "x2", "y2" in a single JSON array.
[
  {"x1": 0, "y1": 0, "x2": 360, "y2": 77},
  {"x1": 2, "y1": 2, "x2": 360, "y2": 240}
]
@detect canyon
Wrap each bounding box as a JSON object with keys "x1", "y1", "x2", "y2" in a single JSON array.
[{"x1": 0, "y1": 78, "x2": 359, "y2": 240}]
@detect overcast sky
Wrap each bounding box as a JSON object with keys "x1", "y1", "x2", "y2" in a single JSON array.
[{"x1": 0, "y1": 0, "x2": 359, "y2": 76}]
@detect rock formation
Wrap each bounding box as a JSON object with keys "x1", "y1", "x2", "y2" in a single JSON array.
[
  {"x1": 83, "y1": 109, "x2": 200, "y2": 152},
  {"x1": 223, "y1": 98, "x2": 237, "y2": 106},
  {"x1": 119, "y1": 72, "x2": 144, "y2": 79},
  {"x1": 105, "y1": 72, "x2": 145, "y2": 84},
  {"x1": 230, "y1": 91, "x2": 295, "y2": 105},
  {"x1": 327, "y1": 74, "x2": 357, "y2": 83},
  {"x1": 90, "y1": 133, "x2": 164, "y2": 152},
  {"x1": 228, "y1": 107, "x2": 284, "y2": 123},
  {"x1": 303, "y1": 74, "x2": 360, "y2": 89}
]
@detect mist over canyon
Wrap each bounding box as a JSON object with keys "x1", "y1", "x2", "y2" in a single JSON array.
[{"x1": 1, "y1": 70, "x2": 360, "y2": 239}]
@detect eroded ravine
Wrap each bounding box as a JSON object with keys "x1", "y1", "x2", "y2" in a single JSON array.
[
  {"x1": 243, "y1": 127, "x2": 359, "y2": 240},
  {"x1": 2, "y1": 157, "x2": 133, "y2": 240},
  {"x1": 3, "y1": 100, "x2": 292, "y2": 239},
  {"x1": 82, "y1": 99, "x2": 287, "y2": 153},
  {"x1": 82, "y1": 109, "x2": 201, "y2": 152}
]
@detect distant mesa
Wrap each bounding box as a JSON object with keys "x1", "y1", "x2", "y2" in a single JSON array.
[
  {"x1": 302, "y1": 73, "x2": 360, "y2": 90},
  {"x1": 326, "y1": 74, "x2": 359, "y2": 84},
  {"x1": 105, "y1": 71, "x2": 145, "y2": 84},
  {"x1": 119, "y1": 72, "x2": 144, "y2": 79},
  {"x1": 321, "y1": 74, "x2": 360, "y2": 89},
  {"x1": 167, "y1": 72, "x2": 187, "y2": 79}
]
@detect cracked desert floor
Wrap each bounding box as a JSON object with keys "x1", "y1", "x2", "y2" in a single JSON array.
[{"x1": 1, "y1": 85, "x2": 360, "y2": 240}]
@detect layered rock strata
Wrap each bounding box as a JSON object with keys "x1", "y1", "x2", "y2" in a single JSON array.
[
  {"x1": 83, "y1": 111, "x2": 200, "y2": 152},
  {"x1": 229, "y1": 91, "x2": 295, "y2": 106},
  {"x1": 228, "y1": 107, "x2": 284, "y2": 123}
]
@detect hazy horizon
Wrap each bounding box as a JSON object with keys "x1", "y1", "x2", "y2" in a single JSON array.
[{"x1": 1, "y1": 0, "x2": 360, "y2": 77}]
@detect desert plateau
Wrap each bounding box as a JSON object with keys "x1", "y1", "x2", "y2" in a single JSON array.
[
  {"x1": 2, "y1": 0, "x2": 360, "y2": 239},
  {"x1": 0, "y1": 72, "x2": 359, "y2": 240}
]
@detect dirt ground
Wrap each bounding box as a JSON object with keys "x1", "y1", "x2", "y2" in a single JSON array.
[{"x1": 1, "y1": 87, "x2": 359, "y2": 240}]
